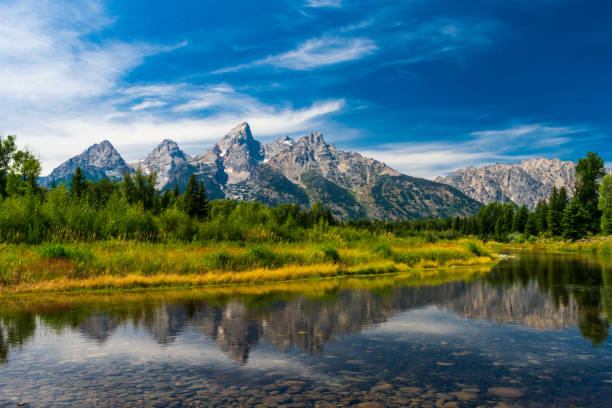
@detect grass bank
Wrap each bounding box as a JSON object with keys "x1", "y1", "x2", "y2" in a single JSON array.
[
  {"x1": 0, "y1": 238, "x2": 496, "y2": 293},
  {"x1": 493, "y1": 235, "x2": 612, "y2": 257}
]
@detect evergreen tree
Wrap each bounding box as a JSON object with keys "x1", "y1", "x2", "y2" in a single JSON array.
[
  {"x1": 574, "y1": 152, "x2": 606, "y2": 233},
  {"x1": 534, "y1": 199, "x2": 548, "y2": 234},
  {"x1": 525, "y1": 212, "x2": 538, "y2": 236},
  {"x1": 562, "y1": 199, "x2": 589, "y2": 240},
  {"x1": 181, "y1": 175, "x2": 201, "y2": 219},
  {"x1": 173, "y1": 183, "x2": 181, "y2": 199},
  {"x1": 547, "y1": 187, "x2": 568, "y2": 236},
  {"x1": 70, "y1": 167, "x2": 88, "y2": 198},
  {"x1": 512, "y1": 205, "x2": 529, "y2": 233},
  {"x1": 598, "y1": 174, "x2": 612, "y2": 234},
  {"x1": 194, "y1": 181, "x2": 210, "y2": 220}
]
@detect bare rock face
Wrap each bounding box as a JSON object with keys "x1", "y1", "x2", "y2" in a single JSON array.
[
  {"x1": 131, "y1": 139, "x2": 195, "y2": 190},
  {"x1": 435, "y1": 159, "x2": 576, "y2": 209},
  {"x1": 42, "y1": 123, "x2": 482, "y2": 220},
  {"x1": 263, "y1": 132, "x2": 479, "y2": 219},
  {"x1": 41, "y1": 140, "x2": 131, "y2": 186},
  {"x1": 215, "y1": 122, "x2": 264, "y2": 184}
]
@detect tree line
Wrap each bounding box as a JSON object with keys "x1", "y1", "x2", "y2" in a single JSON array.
[
  {"x1": 0, "y1": 134, "x2": 610, "y2": 243},
  {"x1": 350, "y1": 152, "x2": 612, "y2": 241}
]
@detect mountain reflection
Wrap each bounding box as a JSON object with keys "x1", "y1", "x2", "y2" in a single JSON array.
[{"x1": 0, "y1": 253, "x2": 610, "y2": 365}]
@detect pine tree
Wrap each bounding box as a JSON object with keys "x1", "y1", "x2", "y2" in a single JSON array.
[
  {"x1": 562, "y1": 199, "x2": 589, "y2": 240},
  {"x1": 598, "y1": 174, "x2": 612, "y2": 234},
  {"x1": 181, "y1": 175, "x2": 198, "y2": 217},
  {"x1": 173, "y1": 183, "x2": 181, "y2": 199},
  {"x1": 574, "y1": 152, "x2": 606, "y2": 233},
  {"x1": 547, "y1": 187, "x2": 568, "y2": 236},
  {"x1": 525, "y1": 212, "x2": 538, "y2": 236},
  {"x1": 194, "y1": 181, "x2": 210, "y2": 220},
  {"x1": 70, "y1": 167, "x2": 88, "y2": 198},
  {"x1": 534, "y1": 200, "x2": 548, "y2": 234},
  {"x1": 512, "y1": 205, "x2": 529, "y2": 233}
]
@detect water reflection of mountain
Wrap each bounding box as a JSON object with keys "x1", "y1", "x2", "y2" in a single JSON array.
[
  {"x1": 0, "y1": 253, "x2": 610, "y2": 364},
  {"x1": 444, "y1": 281, "x2": 579, "y2": 329}
]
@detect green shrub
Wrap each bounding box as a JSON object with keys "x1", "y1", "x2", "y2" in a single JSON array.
[
  {"x1": 241, "y1": 246, "x2": 281, "y2": 268},
  {"x1": 39, "y1": 244, "x2": 69, "y2": 259},
  {"x1": 205, "y1": 249, "x2": 235, "y2": 270},
  {"x1": 372, "y1": 242, "x2": 392, "y2": 258},
  {"x1": 466, "y1": 241, "x2": 490, "y2": 257},
  {"x1": 318, "y1": 245, "x2": 341, "y2": 263}
]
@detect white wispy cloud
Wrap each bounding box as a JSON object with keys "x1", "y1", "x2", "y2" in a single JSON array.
[
  {"x1": 215, "y1": 36, "x2": 377, "y2": 73},
  {"x1": 360, "y1": 124, "x2": 585, "y2": 179},
  {"x1": 130, "y1": 100, "x2": 167, "y2": 111},
  {"x1": 14, "y1": 81, "x2": 345, "y2": 172},
  {"x1": 305, "y1": 0, "x2": 342, "y2": 8},
  {"x1": 389, "y1": 18, "x2": 499, "y2": 66},
  {"x1": 0, "y1": 0, "x2": 347, "y2": 175}
]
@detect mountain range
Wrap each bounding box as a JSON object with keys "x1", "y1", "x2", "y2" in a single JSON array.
[
  {"x1": 435, "y1": 159, "x2": 576, "y2": 210},
  {"x1": 40, "y1": 122, "x2": 481, "y2": 220}
]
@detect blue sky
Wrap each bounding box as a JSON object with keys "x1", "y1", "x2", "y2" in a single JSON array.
[{"x1": 1, "y1": 0, "x2": 610, "y2": 177}]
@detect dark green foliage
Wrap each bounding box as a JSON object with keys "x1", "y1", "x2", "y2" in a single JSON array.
[
  {"x1": 318, "y1": 245, "x2": 341, "y2": 263},
  {"x1": 70, "y1": 167, "x2": 88, "y2": 198},
  {"x1": 574, "y1": 152, "x2": 606, "y2": 233},
  {"x1": 534, "y1": 200, "x2": 548, "y2": 234},
  {"x1": 547, "y1": 187, "x2": 568, "y2": 236},
  {"x1": 39, "y1": 244, "x2": 69, "y2": 259},
  {"x1": 562, "y1": 199, "x2": 589, "y2": 240},
  {"x1": 525, "y1": 212, "x2": 538, "y2": 236},
  {"x1": 181, "y1": 175, "x2": 210, "y2": 220},
  {"x1": 6, "y1": 150, "x2": 41, "y2": 195},
  {"x1": 475, "y1": 202, "x2": 515, "y2": 240},
  {"x1": 512, "y1": 205, "x2": 529, "y2": 233},
  {"x1": 0, "y1": 135, "x2": 17, "y2": 197},
  {"x1": 598, "y1": 174, "x2": 612, "y2": 234},
  {"x1": 87, "y1": 178, "x2": 119, "y2": 208}
]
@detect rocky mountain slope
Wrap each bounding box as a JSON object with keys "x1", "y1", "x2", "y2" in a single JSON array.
[
  {"x1": 435, "y1": 159, "x2": 576, "y2": 209},
  {"x1": 41, "y1": 122, "x2": 481, "y2": 220},
  {"x1": 43, "y1": 140, "x2": 131, "y2": 185}
]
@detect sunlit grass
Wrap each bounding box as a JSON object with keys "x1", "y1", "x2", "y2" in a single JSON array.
[
  {"x1": 502, "y1": 236, "x2": 612, "y2": 257},
  {"x1": 0, "y1": 238, "x2": 498, "y2": 293}
]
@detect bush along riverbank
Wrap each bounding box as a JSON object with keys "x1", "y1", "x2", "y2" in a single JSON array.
[
  {"x1": 494, "y1": 235, "x2": 612, "y2": 257},
  {"x1": 0, "y1": 238, "x2": 496, "y2": 293}
]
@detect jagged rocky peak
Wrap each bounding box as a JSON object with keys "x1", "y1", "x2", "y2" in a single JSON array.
[
  {"x1": 264, "y1": 134, "x2": 295, "y2": 161},
  {"x1": 42, "y1": 139, "x2": 130, "y2": 186},
  {"x1": 79, "y1": 140, "x2": 126, "y2": 168},
  {"x1": 152, "y1": 139, "x2": 188, "y2": 158},
  {"x1": 216, "y1": 122, "x2": 264, "y2": 184},
  {"x1": 436, "y1": 158, "x2": 576, "y2": 209},
  {"x1": 134, "y1": 138, "x2": 194, "y2": 190},
  {"x1": 218, "y1": 122, "x2": 263, "y2": 160}
]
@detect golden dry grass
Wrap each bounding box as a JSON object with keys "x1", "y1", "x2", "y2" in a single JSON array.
[{"x1": 0, "y1": 238, "x2": 498, "y2": 293}]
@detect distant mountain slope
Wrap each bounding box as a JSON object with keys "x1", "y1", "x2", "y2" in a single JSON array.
[
  {"x1": 42, "y1": 123, "x2": 482, "y2": 220},
  {"x1": 435, "y1": 159, "x2": 576, "y2": 209},
  {"x1": 41, "y1": 140, "x2": 131, "y2": 186}
]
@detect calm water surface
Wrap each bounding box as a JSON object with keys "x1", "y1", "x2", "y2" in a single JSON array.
[{"x1": 0, "y1": 253, "x2": 611, "y2": 407}]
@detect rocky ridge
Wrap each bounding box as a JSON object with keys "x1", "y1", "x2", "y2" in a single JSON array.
[
  {"x1": 41, "y1": 122, "x2": 481, "y2": 220},
  {"x1": 44, "y1": 140, "x2": 131, "y2": 185},
  {"x1": 435, "y1": 158, "x2": 576, "y2": 209}
]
